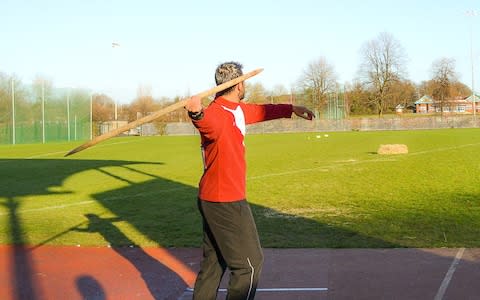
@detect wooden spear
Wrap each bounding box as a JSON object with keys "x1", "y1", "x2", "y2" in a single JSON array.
[{"x1": 65, "y1": 68, "x2": 263, "y2": 157}]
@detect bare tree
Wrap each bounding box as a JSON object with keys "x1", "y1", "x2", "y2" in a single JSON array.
[
  {"x1": 129, "y1": 84, "x2": 159, "y2": 121},
  {"x1": 299, "y1": 57, "x2": 338, "y2": 115},
  {"x1": 389, "y1": 80, "x2": 417, "y2": 111},
  {"x1": 419, "y1": 78, "x2": 469, "y2": 100},
  {"x1": 345, "y1": 81, "x2": 375, "y2": 115},
  {"x1": 0, "y1": 72, "x2": 11, "y2": 120},
  {"x1": 245, "y1": 82, "x2": 267, "y2": 103},
  {"x1": 270, "y1": 84, "x2": 288, "y2": 104},
  {"x1": 430, "y1": 57, "x2": 458, "y2": 113},
  {"x1": 359, "y1": 32, "x2": 407, "y2": 116},
  {"x1": 33, "y1": 75, "x2": 53, "y2": 103},
  {"x1": 92, "y1": 93, "x2": 115, "y2": 122}
]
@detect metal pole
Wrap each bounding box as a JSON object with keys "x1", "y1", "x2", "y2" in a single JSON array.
[
  {"x1": 67, "y1": 88, "x2": 71, "y2": 141},
  {"x1": 11, "y1": 78, "x2": 15, "y2": 145},
  {"x1": 74, "y1": 114, "x2": 77, "y2": 141},
  {"x1": 470, "y1": 16, "x2": 476, "y2": 121},
  {"x1": 467, "y1": 10, "x2": 477, "y2": 122},
  {"x1": 90, "y1": 94, "x2": 93, "y2": 140},
  {"x1": 112, "y1": 42, "x2": 120, "y2": 123},
  {"x1": 42, "y1": 81, "x2": 45, "y2": 144}
]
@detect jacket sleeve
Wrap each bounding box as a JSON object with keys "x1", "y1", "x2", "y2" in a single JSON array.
[
  {"x1": 191, "y1": 106, "x2": 223, "y2": 141},
  {"x1": 243, "y1": 103, "x2": 293, "y2": 125}
]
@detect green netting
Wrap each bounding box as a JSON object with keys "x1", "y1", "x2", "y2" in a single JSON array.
[
  {"x1": 0, "y1": 78, "x2": 91, "y2": 144},
  {"x1": 323, "y1": 91, "x2": 346, "y2": 120}
]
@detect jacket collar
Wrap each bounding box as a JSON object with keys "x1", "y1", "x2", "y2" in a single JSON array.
[{"x1": 214, "y1": 96, "x2": 240, "y2": 109}]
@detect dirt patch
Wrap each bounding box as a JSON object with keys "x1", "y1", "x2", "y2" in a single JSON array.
[{"x1": 377, "y1": 144, "x2": 408, "y2": 155}]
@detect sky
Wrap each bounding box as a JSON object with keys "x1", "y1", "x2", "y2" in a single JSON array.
[{"x1": 1, "y1": 0, "x2": 479, "y2": 103}]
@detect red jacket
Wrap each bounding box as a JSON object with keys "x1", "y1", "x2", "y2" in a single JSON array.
[{"x1": 192, "y1": 96, "x2": 293, "y2": 202}]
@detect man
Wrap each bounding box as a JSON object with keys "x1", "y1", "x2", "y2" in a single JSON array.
[{"x1": 185, "y1": 62, "x2": 314, "y2": 300}]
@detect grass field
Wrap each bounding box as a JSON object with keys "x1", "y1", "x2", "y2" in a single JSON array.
[{"x1": 1, "y1": 128, "x2": 479, "y2": 248}]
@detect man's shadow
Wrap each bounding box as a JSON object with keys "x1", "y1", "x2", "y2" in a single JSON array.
[
  {"x1": 73, "y1": 213, "x2": 187, "y2": 300},
  {"x1": 75, "y1": 275, "x2": 106, "y2": 300},
  {"x1": 0, "y1": 158, "x2": 164, "y2": 300}
]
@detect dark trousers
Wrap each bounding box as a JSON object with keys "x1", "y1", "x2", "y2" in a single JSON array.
[{"x1": 193, "y1": 199, "x2": 264, "y2": 300}]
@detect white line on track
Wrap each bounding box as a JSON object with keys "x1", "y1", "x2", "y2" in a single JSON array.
[
  {"x1": 181, "y1": 286, "x2": 328, "y2": 297},
  {"x1": 434, "y1": 247, "x2": 465, "y2": 300},
  {"x1": 218, "y1": 287, "x2": 328, "y2": 292}
]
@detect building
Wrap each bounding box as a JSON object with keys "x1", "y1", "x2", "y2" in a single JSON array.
[
  {"x1": 414, "y1": 94, "x2": 480, "y2": 114},
  {"x1": 395, "y1": 103, "x2": 416, "y2": 114}
]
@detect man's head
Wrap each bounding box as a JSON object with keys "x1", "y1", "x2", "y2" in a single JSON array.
[{"x1": 215, "y1": 61, "x2": 245, "y2": 100}]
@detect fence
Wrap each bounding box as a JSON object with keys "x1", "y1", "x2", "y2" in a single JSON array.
[
  {"x1": 0, "y1": 78, "x2": 92, "y2": 144},
  {"x1": 165, "y1": 115, "x2": 479, "y2": 136}
]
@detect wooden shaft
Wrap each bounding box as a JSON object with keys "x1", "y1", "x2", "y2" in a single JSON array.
[{"x1": 65, "y1": 68, "x2": 263, "y2": 156}]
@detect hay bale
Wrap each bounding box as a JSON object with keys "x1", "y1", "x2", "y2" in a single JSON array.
[{"x1": 377, "y1": 144, "x2": 408, "y2": 155}]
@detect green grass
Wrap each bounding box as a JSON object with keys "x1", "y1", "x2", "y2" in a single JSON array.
[{"x1": 1, "y1": 128, "x2": 479, "y2": 248}]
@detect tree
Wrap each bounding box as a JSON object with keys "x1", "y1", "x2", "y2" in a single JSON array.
[
  {"x1": 359, "y1": 32, "x2": 407, "y2": 116},
  {"x1": 388, "y1": 80, "x2": 417, "y2": 111},
  {"x1": 32, "y1": 75, "x2": 53, "y2": 102},
  {"x1": 345, "y1": 81, "x2": 375, "y2": 115},
  {"x1": 92, "y1": 93, "x2": 115, "y2": 122},
  {"x1": 430, "y1": 57, "x2": 458, "y2": 112},
  {"x1": 270, "y1": 84, "x2": 289, "y2": 104},
  {"x1": 418, "y1": 79, "x2": 470, "y2": 100},
  {"x1": 245, "y1": 82, "x2": 267, "y2": 103},
  {"x1": 129, "y1": 84, "x2": 159, "y2": 121},
  {"x1": 0, "y1": 72, "x2": 11, "y2": 122},
  {"x1": 298, "y1": 57, "x2": 338, "y2": 115},
  {"x1": 449, "y1": 81, "x2": 471, "y2": 98}
]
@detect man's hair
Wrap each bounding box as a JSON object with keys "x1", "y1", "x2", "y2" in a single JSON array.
[{"x1": 215, "y1": 61, "x2": 243, "y2": 96}]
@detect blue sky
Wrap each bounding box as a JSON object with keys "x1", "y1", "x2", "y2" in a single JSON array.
[{"x1": 1, "y1": 0, "x2": 479, "y2": 103}]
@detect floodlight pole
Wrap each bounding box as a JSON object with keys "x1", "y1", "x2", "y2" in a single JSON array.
[
  {"x1": 67, "y1": 88, "x2": 71, "y2": 141},
  {"x1": 470, "y1": 16, "x2": 477, "y2": 121},
  {"x1": 42, "y1": 81, "x2": 45, "y2": 144},
  {"x1": 112, "y1": 42, "x2": 120, "y2": 125},
  {"x1": 90, "y1": 94, "x2": 93, "y2": 140},
  {"x1": 466, "y1": 10, "x2": 477, "y2": 122},
  {"x1": 11, "y1": 78, "x2": 15, "y2": 145}
]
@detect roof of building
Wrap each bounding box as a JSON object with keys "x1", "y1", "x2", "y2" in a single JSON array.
[
  {"x1": 464, "y1": 94, "x2": 480, "y2": 103},
  {"x1": 414, "y1": 95, "x2": 434, "y2": 104}
]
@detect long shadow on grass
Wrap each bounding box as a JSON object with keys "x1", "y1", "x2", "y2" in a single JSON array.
[
  {"x1": 3, "y1": 158, "x2": 480, "y2": 298},
  {"x1": 0, "y1": 158, "x2": 163, "y2": 300}
]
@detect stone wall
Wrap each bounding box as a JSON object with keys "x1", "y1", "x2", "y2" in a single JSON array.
[{"x1": 164, "y1": 115, "x2": 479, "y2": 136}]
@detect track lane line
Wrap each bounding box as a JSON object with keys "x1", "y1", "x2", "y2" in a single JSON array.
[{"x1": 434, "y1": 247, "x2": 465, "y2": 300}]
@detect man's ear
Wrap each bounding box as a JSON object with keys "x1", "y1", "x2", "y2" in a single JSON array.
[{"x1": 236, "y1": 82, "x2": 244, "y2": 92}]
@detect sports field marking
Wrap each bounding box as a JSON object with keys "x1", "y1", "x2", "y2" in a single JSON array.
[
  {"x1": 0, "y1": 139, "x2": 142, "y2": 162},
  {"x1": 182, "y1": 286, "x2": 328, "y2": 294},
  {"x1": 434, "y1": 247, "x2": 465, "y2": 300},
  {"x1": 0, "y1": 186, "x2": 190, "y2": 217},
  {"x1": 0, "y1": 150, "x2": 68, "y2": 163},
  {"x1": 408, "y1": 142, "x2": 480, "y2": 156},
  {"x1": 218, "y1": 287, "x2": 328, "y2": 292},
  {"x1": 248, "y1": 157, "x2": 397, "y2": 180},
  {"x1": 249, "y1": 141, "x2": 480, "y2": 181},
  {"x1": 27, "y1": 150, "x2": 67, "y2": 158},
  {"x1": 3, "y1": 140, "x2": 479, "y2": 215}
]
